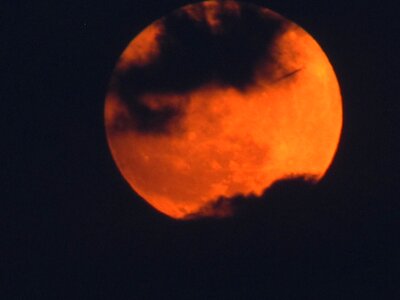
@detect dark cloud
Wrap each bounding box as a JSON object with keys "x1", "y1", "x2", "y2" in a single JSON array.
[
  {"x1": 184, "y1": 175, "x2": 318, "y2": 220},
  {"x1": 110, "y1": 1, "x2": 287, "y2": 135},
  {"x1": 106, "y1": 103, "x2": 185, "y2": 135}
]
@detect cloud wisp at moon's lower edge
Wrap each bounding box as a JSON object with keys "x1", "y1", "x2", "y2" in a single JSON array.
[{"x1": 183, "y1": 175, "x2": 318, "y2": 220}]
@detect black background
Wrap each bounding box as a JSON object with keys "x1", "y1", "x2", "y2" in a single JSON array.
[{"x1": 4, "y1": 0, "x2": 399, "y2": 298}]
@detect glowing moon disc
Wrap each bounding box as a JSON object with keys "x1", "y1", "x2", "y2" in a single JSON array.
[{"x1": 105, "y1": 1, "x2": 342, "y2": 219}]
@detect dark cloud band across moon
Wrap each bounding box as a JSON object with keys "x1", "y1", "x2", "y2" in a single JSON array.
[{"x1": 109, "y1": 1, "x2": 288, "y2": 135}]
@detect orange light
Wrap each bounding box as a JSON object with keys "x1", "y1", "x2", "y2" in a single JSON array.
[{"x1": 105, "y1": 1, "x2": 342, "y2": 219}]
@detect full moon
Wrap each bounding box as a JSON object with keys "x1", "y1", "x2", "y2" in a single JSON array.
[{"x1": 105, "y1": 1, "x2": 342, "y2": 219}]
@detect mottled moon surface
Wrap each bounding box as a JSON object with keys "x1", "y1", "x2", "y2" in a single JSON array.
[{"x1": 105, "y1": 1, "x2": 342, "y2": 219}]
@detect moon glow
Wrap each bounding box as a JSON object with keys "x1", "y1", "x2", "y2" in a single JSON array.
[{"x1": 105, "y1": 1, "x2": 342, "y2": 219}]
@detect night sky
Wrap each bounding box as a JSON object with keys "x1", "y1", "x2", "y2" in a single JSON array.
[{"x1": 4, "y1": 0, "x2": 399, "y2": 298}]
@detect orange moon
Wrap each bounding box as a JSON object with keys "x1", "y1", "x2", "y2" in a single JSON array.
[{"x1": 104, "y1": 1, "x2": 342, "y2": 219}]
